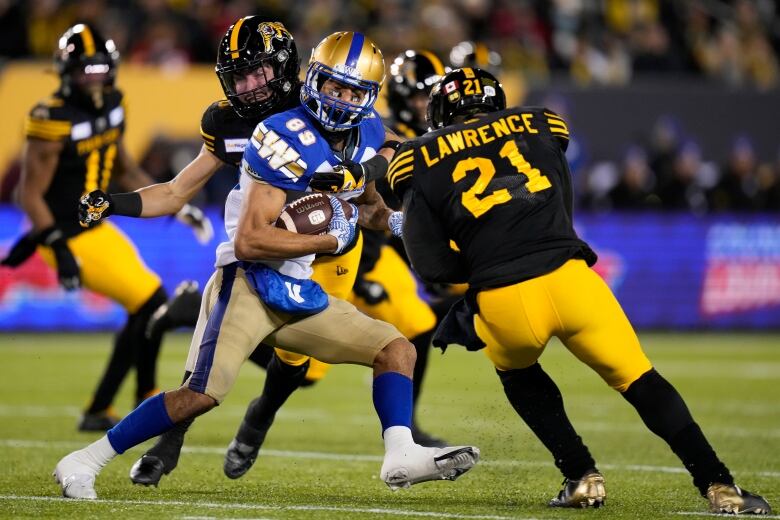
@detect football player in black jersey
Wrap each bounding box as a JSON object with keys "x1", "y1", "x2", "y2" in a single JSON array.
[
  {"x1": 78, "y1": 18, "x2": 401, "y2": 486},
  {"x1": 388, "y1": 68, "x2": 771, "y2": 515},
  {"x1": 0, "y1": 24, "x2": 210, "y2": 432}
]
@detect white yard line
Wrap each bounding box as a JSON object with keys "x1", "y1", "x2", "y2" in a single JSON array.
[
  {"x1": 676, "y1": 512, "x2": 780, "y2": 519},
  {"x1": 0, "y1": 495, "x2": 526, "y2": 520},
  {"x1": 1, "y1": 438, "x2": 778, "y2": 478}
]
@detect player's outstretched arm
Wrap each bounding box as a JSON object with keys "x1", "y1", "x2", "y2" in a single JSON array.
[
  {"x1": 309, "y1": 135, "x2": 403, "y2": 193},
  {"x1": 78, "y1": 145, "x2": 220, "y2": 243},
  {"x1": 234, "y1": 180, "x2": 341, "y2": 261},
  {"x1": 134, "y1": 145, "x2": 222, "y2": 216}
]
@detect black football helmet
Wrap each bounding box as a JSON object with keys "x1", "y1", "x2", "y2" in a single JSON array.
[
  {"x1": 216, "y1": 17, "x2": 300, "y2": 120},
  {"x1": 426, "y1": 68, "x2": 506, "y2": 130},
  {"x1": 449, "y1": 41, "x2": 502, "y2": 74},
  {"x1": 387, "y1": 49, "x2": 448, "y2": 134},
  {"x1": 54, "y1": 23, "x2": 119, "y2": 107}
]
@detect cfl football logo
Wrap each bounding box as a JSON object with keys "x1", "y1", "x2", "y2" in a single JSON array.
[{"x1": 308, "y1": 210, "x2": 326, "y2": 226}]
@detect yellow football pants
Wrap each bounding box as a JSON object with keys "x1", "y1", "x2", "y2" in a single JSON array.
[
  {"x1": 38, "y1": 221, "x2": 161, "y2": 313},
  {"x1": 350, "y1": 244, "x2": 436, "y2": 340},
  {"x1": 475, "y1": 259, "x2": 652, "y2": 392},
  {"x1": 274, "y1": 233, "x2": 363, "y2": 381}
]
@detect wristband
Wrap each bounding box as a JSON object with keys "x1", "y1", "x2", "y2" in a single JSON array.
[
  {"x1": 111, "y1": 192, "x2": 143, "y2": 217},
  {"x1": 380, "y1": 140, "x2": 402, "y2": 152}
]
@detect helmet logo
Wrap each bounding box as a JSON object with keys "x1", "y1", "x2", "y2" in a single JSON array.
[
  {"x1": 333, "y1": 63, "x2": 362, "y2": 80},
  {"x1": 258, "y1": 22, "x2": 288, "y2": 50}
]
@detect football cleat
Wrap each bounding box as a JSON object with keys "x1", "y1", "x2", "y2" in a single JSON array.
[
  {"x1": 129, "y1": 455, "x2": 167, "y2": 487},
  {"x1": 411, "y1": 424, "x2": 448, "y2": 448},
  {"x1": 53, "y1": 451, "x2": 98, "y2": 499},
  {"x1": 78, "y1": 408, "x2": 120, "y2": 432},
  {"x1": 549, "y1": 469, "x2": 606, "y2": 508},
  {"x1": 707, "y1": 483, "x2": 772, "y2": 515},
  {"x1": 145, "y1": 280, "x2": 201, "y2": 339},
  {"x1": 223, "y1": 439, "x2": 262, "y2": 480},
  {"x1": 380, "y1": 444, "x2": 480, "y2": 491}
]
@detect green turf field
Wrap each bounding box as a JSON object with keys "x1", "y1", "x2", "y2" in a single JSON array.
[{"x1": 0, "y1": 332, "x2": 777, "y2": 519}]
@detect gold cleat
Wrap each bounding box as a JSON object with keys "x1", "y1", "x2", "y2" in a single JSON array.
[
  {"x1": 549, "y1": 469, "x2": 606, "y2": 508},
  {"x1": 707, "y1": 483, "x2": 771, "y2": 515}
]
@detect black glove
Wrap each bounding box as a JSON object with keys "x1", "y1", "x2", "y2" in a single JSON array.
[
  {"x1": 353, "y1": 276, "x2": 389, "y2": 305},
  {"x1": 310, "y1": 159, "x2": 365, "y2": 193},
  {"x1": 1, "y1": 232, "x2": 38, "y2": 267},
  {"x1": 79, "y1": 189, "x2": 114, "y2": 228},
  {"x1": 38, "y1": 227, "x2": 81, "y2": 291}
]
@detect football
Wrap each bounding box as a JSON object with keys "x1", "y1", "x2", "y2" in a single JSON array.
[{"x1": 275, "y1": 193, "x2": 354, "y2": 235}]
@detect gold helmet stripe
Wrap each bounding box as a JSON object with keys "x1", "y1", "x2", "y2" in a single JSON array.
[
  {"x1": 418, "y1": 50, "x2": 445, "y2": 76},
  {"x1": 229, "y1": 17, "x2": 247, "y2": 59},
  {"x1": 79, "y1": 25, "x2": 96, "y2": 57},
  {"x1": 475, "y1": 43, "x2": 489, "y2": 67}
]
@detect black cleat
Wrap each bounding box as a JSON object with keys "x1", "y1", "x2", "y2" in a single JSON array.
[
  {"x1": 707, "y1": 483, "x2": 772, "y2": 515},
  {"x1": 223, "y1": 438, "x2": 262, "y2": 480},
  {"x1": 549, "y1": 469, "x2": 606, "y2": 508},
  {"x1": 145, "y1": 280, "x2": 201, "y2": 339},
  {"x1": 129, "y1": 455, "x2": 168, "y2": 487},
  {"x1": 411, "y1": 424, "x2": 448, "y2": 448},
  {"x1": 77, "y1": 409, "x2": 120, "y2": 432}
]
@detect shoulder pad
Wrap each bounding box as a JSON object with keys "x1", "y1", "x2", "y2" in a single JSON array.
[
  {"x1": 25, "y1": 97, "x2": 72, "y2": 141},
  {"x1": 241, "y1": 119, "x2": 309, "y2": 190}
]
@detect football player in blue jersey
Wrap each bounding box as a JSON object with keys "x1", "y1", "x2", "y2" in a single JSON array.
[
  {"x1": 55, "y1": 31, "x2": 480, "y2": 499},
  {"x1": 78, "y1": 19, "x2": 413, "y2": 487}
]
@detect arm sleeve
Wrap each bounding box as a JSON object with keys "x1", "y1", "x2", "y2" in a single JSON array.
[
  {"x1": 402, "y1": 189, "x2": 468, "y2": 284},
  {"x1": 542, "y1": 108, "x2": 570, "y2": 152}
]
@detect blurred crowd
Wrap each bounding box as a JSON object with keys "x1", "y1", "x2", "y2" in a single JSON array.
[
  {"x1": 1, "y1": 0, "x2": 778, "y2": 89},
  {"x1": 0, "y1": 0, "x2": 778, "y2": 213},
  {"x1": 574, "y1": 116, "x2": 780, "y2": 213}
]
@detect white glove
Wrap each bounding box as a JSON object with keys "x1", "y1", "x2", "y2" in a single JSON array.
[
  {"x1": 176, "y1": 204, "x2": 214, "y2": 245},
  {"x1": 326, "y1": 197, "x2": 359, "y2": 254},
  {"x1": 387, "y1": 211, "x2": 403, "y2": 238}
]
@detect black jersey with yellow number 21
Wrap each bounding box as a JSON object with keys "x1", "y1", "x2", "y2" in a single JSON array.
[{"x1": 388, "y1": 106, "x2": 596, "y2": 289}]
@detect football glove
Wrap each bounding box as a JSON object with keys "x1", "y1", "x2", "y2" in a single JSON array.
[
  {"x1": 1, "y1": 232, "x2": 38, "y2": 268},
  {"x1": 176, "y1": 204, "x2": 214, "y2": 245},
  {"x1": 387, "y1": 211, "x2": 403, "y2": 238},
  {"x1": 353, "y1": 276, "x2": 389, "y2": 305},
  {"x1": 310, "y1": 160, "x2": 366, "y2": 193},
  {"x1": 326, "y1": 197, "x2": 359, "y2": 254},
  {"x1": 38, "y1": 226, "x2": 80, "y2": 291},
  {"x1": 79, "y1": 189, "x2": 113, "y2": 228}
]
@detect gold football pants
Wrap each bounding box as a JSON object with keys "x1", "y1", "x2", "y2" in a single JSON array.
[
  {"x1": 475, "y1": 259, "x2": 652, "y2": 392},
  {"x1": 38, "y1": 221, "x2": 161, "y2": 313}
]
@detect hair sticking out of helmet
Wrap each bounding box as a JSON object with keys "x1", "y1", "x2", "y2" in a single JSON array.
[
  {"x1": 216, "y1": 17, "x2": 300, "y2": 120},
  {"x1": 449, "y1": 41, "x2": 502, "y2": 75},
  {"x1": 54, "y1": 23, "x2": 119, "y2": 110},
  {"x1": 387, "y1": 49, "x2": 449, "y2": 134},
  {"x1": 426, "y1": 67, "x2": 506, "y2": 130},
  {"x1": 301, "y1": 31, "x2": 385, "y2": 131}
]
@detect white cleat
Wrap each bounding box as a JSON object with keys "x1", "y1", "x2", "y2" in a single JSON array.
[
  {"x1": 380, "y1": 444, "x2": 480, "y2": 491},
  {"x1": 52, "y1": 451, "x2": 98, "y2": 499}
]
